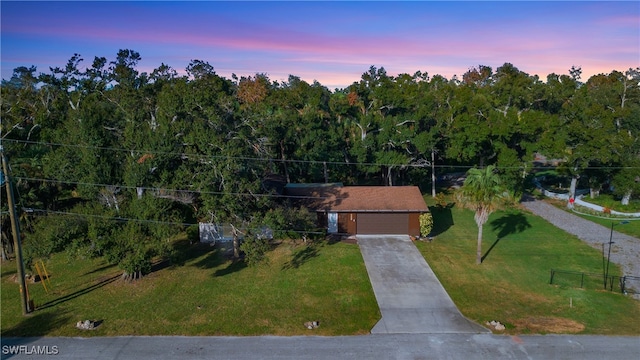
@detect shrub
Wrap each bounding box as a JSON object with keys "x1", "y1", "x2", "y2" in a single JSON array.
[
  {"x1": 120, "y1": 249, "x2": 153, "y2": 281},
  {"x1": 23, "y1": 214, "x2": 87, "y2": 268},
  {"x1": 434, "y1": 193, "x2": 448, "y2": 208},
  {"x1": 186, "y1": 224, "x2": 200, "y2": 244},
  {"x1": 240, "y1": 234, "x2": 270, "y2": 267},
  {"x1": 419, "y1": 213, "x2": 434, "y2": 238}
]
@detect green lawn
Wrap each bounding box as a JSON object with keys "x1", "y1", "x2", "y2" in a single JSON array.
[
  {"x1": 583, "y1": 193, "x2": 640, "y2": 213},
  {"x1": 418, "y1": 198, "x2": 640, "y2": 335},
  {"x1": 1, "y1": 239, "x2": 379, "y2": 337},
  {"x1": 572, "y1": 212, "x2": 640, "y2": 238},
  {"x1": 2, "y1": 198, "x2": 639, "y2": 337},
  {"x1": 546, "y1": 197, "x2": 640, "y2": 238}
]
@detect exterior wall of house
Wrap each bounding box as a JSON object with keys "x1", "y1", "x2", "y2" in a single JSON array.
[
  {"x1": 338, "y1": 213, "x2": 357, "y2": 234},
  {"x1": 408, "y1": 213, "x2": 421, "y2": 237},
  {"x1": 317, "y1": 212, "x2": 327, "y2": 229},
  {"x1": 347, "y1": 213, "x2": 357, "y2": 234},
  {"x1": 319, "y1": 211, "x2": 423, "y2": 236}
]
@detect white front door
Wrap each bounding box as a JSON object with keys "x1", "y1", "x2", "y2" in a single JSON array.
[{"x1": 327, "y1": 212, "x2": 338, "y2": 233}]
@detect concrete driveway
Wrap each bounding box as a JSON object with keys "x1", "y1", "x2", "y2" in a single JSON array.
[{"x1": 357, "y1": 235, "x2": 489, "y2": 334}]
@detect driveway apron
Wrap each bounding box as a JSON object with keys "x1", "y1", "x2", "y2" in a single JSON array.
[{"x1": 357, "y1": 235, "x2": 489, "y2": 334}]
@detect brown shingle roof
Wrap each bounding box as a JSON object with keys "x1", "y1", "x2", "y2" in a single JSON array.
[{"x1": 285, "y1": 185, "x2": 428, "y2": 212}]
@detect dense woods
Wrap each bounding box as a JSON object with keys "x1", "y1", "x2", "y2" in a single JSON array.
[{"x1": 2, "y1": 49, "x2": 639, "y2": 276}]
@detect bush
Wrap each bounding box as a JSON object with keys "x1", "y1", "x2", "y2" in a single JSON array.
[
  {"x1": 23, "y1": 214, "x2": 87, "y2": 268},
  {"x1": 262, "y1": 206, "x2": 317, "y2": 241},
  {"x1": 120, "y1": 249, "x2": 153, "y2": 281},
  {"x1": 240, "y1": 234, "x2": 270, "y2": 267},
  {"x1": 419, "y1": 213, "x2": 434, "y2": 238},
  {"x1": 434, "y1": 193, "x2": 448, "y2": 208},
  {"x1": 186, "y1": 224, "x2": 200, "y2": 244},
  {"x1": 100, "y1": 222, "x2": 158, "y2": 281}
]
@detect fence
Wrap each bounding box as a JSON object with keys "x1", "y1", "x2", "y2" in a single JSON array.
[{"x1": 549, "y1": 269, "x2": 640, "y2": 295}]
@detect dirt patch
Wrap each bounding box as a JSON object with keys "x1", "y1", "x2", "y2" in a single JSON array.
[
  {"x1": 511, "y1": 316, "x2": 585, "y2": 334},
  {"x1": 341, "y1": 238, "x2": 358, "y2": 245},
  {"x1": 8, "y1": 274, "x2": 45, "y2": 284},
  {"x1": 324, "y1": 234, "x2": 357, "y2": 244}
]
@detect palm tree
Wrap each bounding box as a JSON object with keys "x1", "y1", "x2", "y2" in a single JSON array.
[{"x1": 456, "y1": 165, "x2": 506, "y2": 264}]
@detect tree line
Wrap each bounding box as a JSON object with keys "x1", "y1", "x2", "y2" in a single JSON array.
[{"x1": 1, "y1": 49, "x2": 638, "y2": 276}]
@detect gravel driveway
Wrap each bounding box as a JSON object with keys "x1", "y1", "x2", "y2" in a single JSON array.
[{"x1": 521, "y1": 195, "x2": 640, "y2": 282}]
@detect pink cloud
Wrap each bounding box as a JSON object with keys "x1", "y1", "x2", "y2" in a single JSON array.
[
  {"x1": 3, "y1": 1, "x2": 636, "y2": 89},
  {"x1": 597, "y1": 14, "x2": 640, "y2": 27}
]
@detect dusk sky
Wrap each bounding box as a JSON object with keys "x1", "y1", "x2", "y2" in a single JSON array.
[{"x1": 2, "y1": 1, "x2": 639, "y2": 90}]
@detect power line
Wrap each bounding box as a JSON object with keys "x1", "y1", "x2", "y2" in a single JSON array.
[
  {"x1": 26, "y1": 208, "x2": 194, "y2": 227},
  {"x1": 24, "y1": 208, "x2": 326, "y2": 235},
  {"x1": 0, "y1": 138, "x2": 510, "y2": 170},
  {"x1": 14, "y1": 176, "x2": 346, "y2": 201},
  {"x1": 4, "y1": 138, "x2": 638, "y2": 170},
  {"x1": 3, "y1": 138, "x2": 437, "y2": 168}
]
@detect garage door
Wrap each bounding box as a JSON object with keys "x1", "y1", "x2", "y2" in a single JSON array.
[{"x1": 357, "y1": 213, "x2": 409, "y2": 234}]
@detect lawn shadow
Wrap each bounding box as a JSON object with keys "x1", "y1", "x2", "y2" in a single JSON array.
[
  {"x1": 521, "y1": 192, "x2": 544, "y2": 202},
  {"x1": 214, "y1": 259, "x2": 247, "y2": 277},
  {"x1": 188, "y1": 243, "x2": 224, "y2": 269},
  {"x1": 282, "y1": 245, "x2": 319, "y2": 270},
  {"x1": 481, "y1": 238, "x2": 503, "y2": 263},
  {"x1": 428, "y1": 204, "x2": 455, "y2": 237},
  {"x1": 82, "y1": 262, "x2": 117, "y2": 277},
  {"x1": 185, "y1": 241, "x2": 248, "y2": 277},
  {"x1": 490, "y1": 212, "x2": 532, "y2": 239},
  {"x1": 483, "y1": 212, "x2": 532, "y2": 262},
  {"x1": 150, "y1": 259, "x2": 172, "y2": 274},
  {"x1": 1, "y1": 268, "x2": 17, "y2": 279},
  {"x1": 35, "y1": 274, "x2": 120, "y2": 311},
  {"x1": 1, "y1": 309, "x2": 72, "y2": 337}
]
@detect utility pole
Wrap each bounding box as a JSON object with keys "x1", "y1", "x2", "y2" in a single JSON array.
[
  {"x1": 431, "y1": 149, "x2": 436, "y2": 198},
  {"x1": 1, "y1": 145, "x2": 31, "y2": 314},
  {"x1": 604, "y1": 220, "x2": 629, "y2": 290},
  {"x1": 323, "y1": 161, "x2": 328, "y2": 184}
]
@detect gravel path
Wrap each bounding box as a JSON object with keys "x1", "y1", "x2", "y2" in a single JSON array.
[{"x1": 521, "y1": 195, "x2": 640, "y2": 281}]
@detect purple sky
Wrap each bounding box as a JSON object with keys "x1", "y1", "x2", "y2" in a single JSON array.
[{"x1": 2, "y1": 1, "x2": 639, "y2": 89}]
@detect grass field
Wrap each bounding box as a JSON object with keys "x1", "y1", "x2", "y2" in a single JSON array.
[
  {"x1": 418, "y1": 198, "x2": 640, "y2": 335},
  {"x1": 572, "y1": 212, "x2": 640, "y2": 239},
  {"x1": 2, "y1": 197, "x2": 639, "y2": 337},
  {"x1": 583, "y1": 193, "x2": 640, "y2": 213},
  {"x1": 1, "y1": 239, "x2": 379, "y2": 337},
  {"x1": 545, "y1": 197, "x2": 640, "y2": 238}
]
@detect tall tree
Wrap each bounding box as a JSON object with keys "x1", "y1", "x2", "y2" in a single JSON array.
[
  {"x1": 455, "y1": 165, "x2": 506, "y2": 264},
  {"x1": 611, "y1": 159, "x2": 640, "y2": 205},
  {"x1": 109, "y1": 49, "x2": 142, "y2": 89},
  {"x1": 1, "y1": 66, "x2": 42, "y2": 140},
  {"x1": 547, "y1": 69, "x2": 635, "y2": 205}
]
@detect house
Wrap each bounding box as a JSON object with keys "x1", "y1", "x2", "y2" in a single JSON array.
[{"x1": 285, "y1": 184, "x2": 429, "y2": 236}]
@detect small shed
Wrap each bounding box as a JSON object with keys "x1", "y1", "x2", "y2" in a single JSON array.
[{"x1": 285, "y1": 184, "x2": 429, "y2": 236}]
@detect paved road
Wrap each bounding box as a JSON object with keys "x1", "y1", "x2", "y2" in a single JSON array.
[
  {"x1": 2, "y1": 334, "x2": 639, "y2": 360},
  {"x1": 357, "y1": 235, "x2": 488, "y2": 334},
  {"x1": 521, "y1": 196, "x2": 640, "y2": 279}
]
